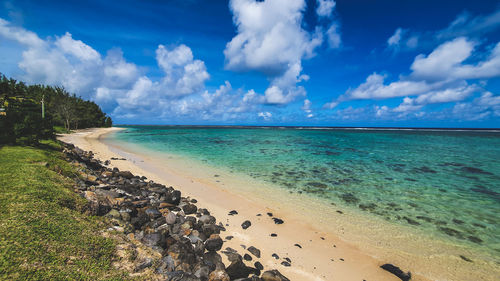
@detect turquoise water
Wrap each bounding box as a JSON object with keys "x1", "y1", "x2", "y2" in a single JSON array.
[{"x1": 113, "y1": 126, "x2": 500, "y2": 257}]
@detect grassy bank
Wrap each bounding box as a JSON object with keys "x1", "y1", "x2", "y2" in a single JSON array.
[{"x1": 0, "y1": 141, "x2": 129, "y2": 280}]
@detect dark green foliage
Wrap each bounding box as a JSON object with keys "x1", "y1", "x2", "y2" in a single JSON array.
[{"x1": 0, "y1": 74, "x2": 112, "y2": 144}]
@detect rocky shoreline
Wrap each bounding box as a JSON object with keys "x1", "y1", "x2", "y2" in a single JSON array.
[{"x1": 62, "y1": 142, "x2": 290, "y2": 281}]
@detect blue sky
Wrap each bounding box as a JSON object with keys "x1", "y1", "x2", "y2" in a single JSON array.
[{"x1": 1, "y1": 0, "x2": 499, "y2": 127}]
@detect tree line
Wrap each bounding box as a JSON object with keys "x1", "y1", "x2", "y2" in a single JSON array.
[{"x1": 0, "y1": 74, "x2": 112, "y2": 144}]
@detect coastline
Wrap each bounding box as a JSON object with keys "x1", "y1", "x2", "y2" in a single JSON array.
[{"x1": 58, "y1": 127, "x2": 499, "y2": 281}]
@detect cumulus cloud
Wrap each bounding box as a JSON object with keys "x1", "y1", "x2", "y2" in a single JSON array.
[
  {"x1": 328, "y1": 37, "x2": 500, "y2": 110},
  {"x1": 0, "y1": 19, "x2": 140, "y2": 98},
  {"x1": 411, "y1": 37, "x2": 500, "y2": 81},
  {"x1": 156, "y1": 44, "x2": 209, "y2": 97},
  {"x1": 325, "y1": 30, "x2": 500, "y2": 121},
  {"x1": 0, "y1": 18, "x2": 227, "y2": 122},
  {"x1": 224, "y1": 0, "x2": 338, "y2": 105}
]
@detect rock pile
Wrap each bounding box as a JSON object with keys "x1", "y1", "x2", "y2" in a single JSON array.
[{"x1": 62, "y1": 143, "x2": 289, "y2": 281}]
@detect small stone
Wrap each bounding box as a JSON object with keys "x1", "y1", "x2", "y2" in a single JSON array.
[
  {"x1": 267, "y1": 212, "x2": 273, "y2": 217},
  {"x1": 208, "y1": 270, "x2": 230, "y2": 281},
  {"x1": 460, "y1": 255, "x2": 473, "y2": 262},
  {"x1": 272, "y1": 218, "x2": 284, "y2": 224},
  {"x1": 270, "y1": 233, "x2": 277, "y2": 237},
  {"x1": 228, "y1": 210, "x2": 238, "y2": 216},
  {"x1": 183, "y1": 203, "x2": 198, "y2": 215},
  {"x1": 199, "y1": 215, "x2": 216, "y2": 224},
  {"x1": 241, "y1": 220, "x2": 252, "y2": 230},
  {"x1": 254, "y1": 261, "x2": 264, "y2": 271},
  {"x1": 294, "y1": 244, "x2": 302, "y2": 248},
  {"x1": 145, "y1": 208, "x2": 161, "y2": 219},
  {"x1": 272, "y1": 253, "x2": 279, "y2": 259},
  {"x1": 248, "y1": 246, "x2": 261, "y2": 258},
  {"x1": 280, "y1": 261, "x2": 291, "y2": 267},
  {"x1": 243, "y1": 254, "x2": 252, "y2": 261},
  {"x1": 165, "y1": 212, "x2": 176, "y2": 224}
]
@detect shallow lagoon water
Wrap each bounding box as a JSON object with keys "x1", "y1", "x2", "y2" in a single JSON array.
[{"x1": 113, "y1": 126, "x2": 500, "y2": 259}]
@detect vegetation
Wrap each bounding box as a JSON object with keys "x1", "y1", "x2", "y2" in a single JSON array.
[
  {"x1": 0, "y1": 141, "x2": 129, "y2": 280},
  {"x1": 0, "y1": 74, "x2": 112, "y2": 144}
]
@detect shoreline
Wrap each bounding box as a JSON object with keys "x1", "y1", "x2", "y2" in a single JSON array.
[{"x1": 59, "y1": 127, "x2": 498, "y2": 281}]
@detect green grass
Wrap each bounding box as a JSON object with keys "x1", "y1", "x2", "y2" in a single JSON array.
[
  {"x1": 0, "y1": 141, "x2": 130, "y2": 280},
  {"x1": 53, "y1": 126, "x2": 72, "y2": 134}
]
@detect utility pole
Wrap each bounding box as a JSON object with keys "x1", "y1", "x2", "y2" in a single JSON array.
[{"x1": 41, "y1": 94, "x2": 45, "y2": 119}]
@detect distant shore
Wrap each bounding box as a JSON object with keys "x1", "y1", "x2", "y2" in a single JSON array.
[{"x1": 58, "y1": 127, "x2": 499, "y2": 281}]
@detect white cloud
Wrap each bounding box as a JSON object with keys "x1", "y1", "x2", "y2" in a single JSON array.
[
  {"x1": 156, "y1": 44, "x2": 210, "y2": 97},
  {"x1": 411, "y1": 37, "x2": 500, "y2": 81},
  {"x1": 452, "y1": 92, "x2": 500, "y2": 120},
  {"x1": 0, "y1": 18, "x2": 44, "y2": 47},
  {"x1": 387, "y1": 28, "x2": 403, "y2": 46},
  {"x1": 225, "y1": 0, "x2": 320, "y2": 74},
  {"x1": 323, "y1": 100, "x2": 338, "y2": 109},
  {"x1": 0, "y1": 18, "x2": 225, "y2": 122},
  {"x1": 326, "y1": 23, "x2": 341, "y2": 48},
  {"x1": 302, "y1": 99, "x2": 312, "y2": 112},
  {"x1": 224, "y1": 0, "x2": 336, "y2": 105},
  {"x1": 387, "y1": 28, "x2": 419, "y2": 50},
  {"x1": 258, "y1": 111, "x2": 272, "y2": 120},
  {"x1": 340, "y1": 73, "x2": 432, "y2": 100},
  {"x1": 316, "y1": 0, "x2": 336, "y2": 18},
  {"x1": 55, "y1": 32, "x2": 101, "y2": 61},
  {"x1": 330, "y1": 37, "x2": 500, "y2": 109},
  {"x1": 437, "y1": 9, "x2": 500, "y2": 40}
]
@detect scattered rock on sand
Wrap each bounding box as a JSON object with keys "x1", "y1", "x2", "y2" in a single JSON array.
[
  {"x1": 241, "y1": 220, "x2": 252, "y2": 229},
  {"x1": 228, "y1": 210, "x2": 238, "y2": 216},
  {"x1": 60, "y1": 142, "x2": 290, "y2": 281},
  {"x1": 248, "y1": 246, "x2": 261, "y2": 258},
  {"x1": 272, "y1": 218, "x2": 284, "y2": 224},
  {"x1": 280, "y1": 261, "x2": 291, "y2": 267},
  {"x1": 380, "y1": 264, "x2": 411, "y2": 281}
]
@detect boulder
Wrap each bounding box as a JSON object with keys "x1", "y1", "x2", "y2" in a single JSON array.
[
  {"x1": 205, "y1": 234, "x2": 223, "y2": 252},
  {"x1": 118, "y1": 170, "x2": 134, "y2": 179},
  {"x1": 226, "y1": 257, "x2": 258, "y2": 280},
  {"x1": 261, "y1": 270, "x2": 290, "y2": 281}
]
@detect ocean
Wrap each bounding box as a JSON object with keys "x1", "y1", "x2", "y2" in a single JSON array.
[{"x1": 110, "y1": 125, "x2": 500, "y2": 261}]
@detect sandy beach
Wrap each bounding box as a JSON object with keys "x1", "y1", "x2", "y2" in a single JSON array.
[
  {"x1": 58, "y1": 127, "x2": 499, "y2": 281},
  {"x1": 59, "y1": 127, "x2": 408, "y2": 280}
]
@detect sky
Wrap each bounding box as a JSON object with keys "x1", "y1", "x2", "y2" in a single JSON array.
[{"x1": 0, "y1": 0, "x2": 499, "y2": 127}]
